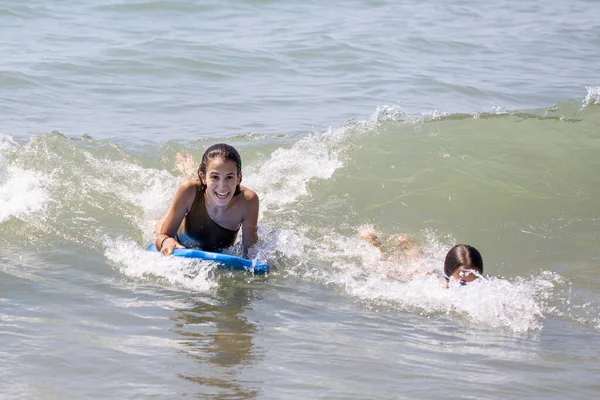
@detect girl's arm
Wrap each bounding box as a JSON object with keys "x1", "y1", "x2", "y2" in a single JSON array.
[
  {"x1": 240, "y1": 189, "x2": 259, "y2": 258},
  {"x1": 156, "y1": 180, "x2": 196, "y2": 255}
]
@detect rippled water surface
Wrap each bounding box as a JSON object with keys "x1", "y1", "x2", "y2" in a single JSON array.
[{"x1": 1, "y1": 0, "x2": 600, "y2": 399}]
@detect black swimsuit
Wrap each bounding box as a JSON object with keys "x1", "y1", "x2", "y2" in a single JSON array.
[{"x1": 176, "y1": 190, "x2": 239, "y2": 252}]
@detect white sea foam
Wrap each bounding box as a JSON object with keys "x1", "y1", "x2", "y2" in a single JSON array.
[
  {"x1": 103, "y1": 238, "x2": 217, "y2": 293},
  {"x1": 583, "y1": 86, "x2": 600, "y2": 106},
  {"x1": 78, "y1": 152, "x2": 180, "y2": 241},
  {"x1": 302, "y1": 231, "x2": 558, "y2": 333},
  {"x1": 0, "y1": 134, "x2": 19, "y2": 152},
  {"x1": 369, "y1": 105, "x2": 452, "y2": 126},
  {"x1": 0, "y1": 151, "x2": 50, "y2": 223},
  {"x1": 369, "y1": 105, "x2": 409, "y2": 123},
  {"x1": 244, "y1": 129, "x2": 344, "y2": 213},
  {"x1": 474, "y1": 105, "x2": 511, "y2": 118},
  {"x1": 252, "y1": 225, "x2": 311, "y2": 274}
]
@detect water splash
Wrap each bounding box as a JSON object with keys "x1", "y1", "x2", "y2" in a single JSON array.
[
  {"x1": 103, "y1": 238, "x2": 217, "y2": 292},
  {"x1": 583, "y1": 86, "x2": 600, "y2": 106},
  {"x1": 369, "y1": 104, "x2": 453, "y2": 126},
  {"x1": 0, "y1": 137, "x2": 51, "y2": 223},
  {"x1": 294, "y1": 230, "x2": 567, "y2": 333},
  {"x1": 245, "y1": 128, "x2": 345, "y2": 213}
]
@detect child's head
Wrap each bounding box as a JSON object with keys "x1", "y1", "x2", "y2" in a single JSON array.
[
  {"x1": 443, "y1": 244, "x2": 483, "y2": 284},
  {"x1": 198, "y1": 143, "x2": 243, "y2": 196}
]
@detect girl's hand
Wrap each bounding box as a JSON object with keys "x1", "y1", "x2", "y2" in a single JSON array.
[{"x1": 160, "y1": 237, "x2": 185, "y2": 256}]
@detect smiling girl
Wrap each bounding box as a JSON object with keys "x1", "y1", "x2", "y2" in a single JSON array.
[{"x1": 155, "y1": 143, "x2": 259, "y2": 257}]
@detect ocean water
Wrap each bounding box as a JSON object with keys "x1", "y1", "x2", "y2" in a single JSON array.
[{"x1": 1, "y1": 0, "x2": 600, "y2": 399}]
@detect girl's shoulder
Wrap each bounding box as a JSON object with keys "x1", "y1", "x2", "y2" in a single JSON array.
[
  {"x1": 174, "y1": 179, "x2": 201, "y2": 204},
  {"x1": 179, "y1": 178, "x2": 201, "y2": 191},
  {"x1": 236, "y1": 186, "x2": 259, "y2": 220},
  {"x1": 239, "y1": 185, "x2": 259, "y2": 203}
]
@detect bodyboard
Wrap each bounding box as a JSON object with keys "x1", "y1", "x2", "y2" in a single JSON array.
[{"x1": 148, "y1": 243, "x2": 269, "y2": 274}]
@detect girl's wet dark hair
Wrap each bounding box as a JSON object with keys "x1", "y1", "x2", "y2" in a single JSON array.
[
  {"x1": 198, "y1": 143, "x2": 242, "y2": 196},
  {"x1": 443, "y1": 244, "x2": 483, "y2": 277}
]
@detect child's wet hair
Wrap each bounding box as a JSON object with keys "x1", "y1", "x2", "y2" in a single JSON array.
[{"x1": 443, "y1": 244, "x2": 483, "y2": 277}]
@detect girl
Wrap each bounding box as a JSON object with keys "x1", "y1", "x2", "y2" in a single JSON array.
[
  {"x1": 360, "y1": 229, "x2": 484, "y2": 285},
  {"x1": 155, "y1": 143, "x2": 259, "y2": 258}
]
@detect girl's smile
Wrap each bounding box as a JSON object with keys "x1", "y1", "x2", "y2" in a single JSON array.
[{"x1": 202, "y1": 157, "x2": 240, "y2": 206}]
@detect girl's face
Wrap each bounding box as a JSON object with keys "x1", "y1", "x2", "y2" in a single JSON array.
[{"x1": 201, "y1": 157, "x2": 241, "y2": 206}]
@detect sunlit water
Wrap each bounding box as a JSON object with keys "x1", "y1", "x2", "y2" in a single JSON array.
[{"x1": 2, "y1": 0, "x2": 600, "y2": 399}]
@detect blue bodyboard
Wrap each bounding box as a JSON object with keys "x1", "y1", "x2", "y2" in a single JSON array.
[{"x1": 148, "y1": 243, "x2": 269, "y2": 274}]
